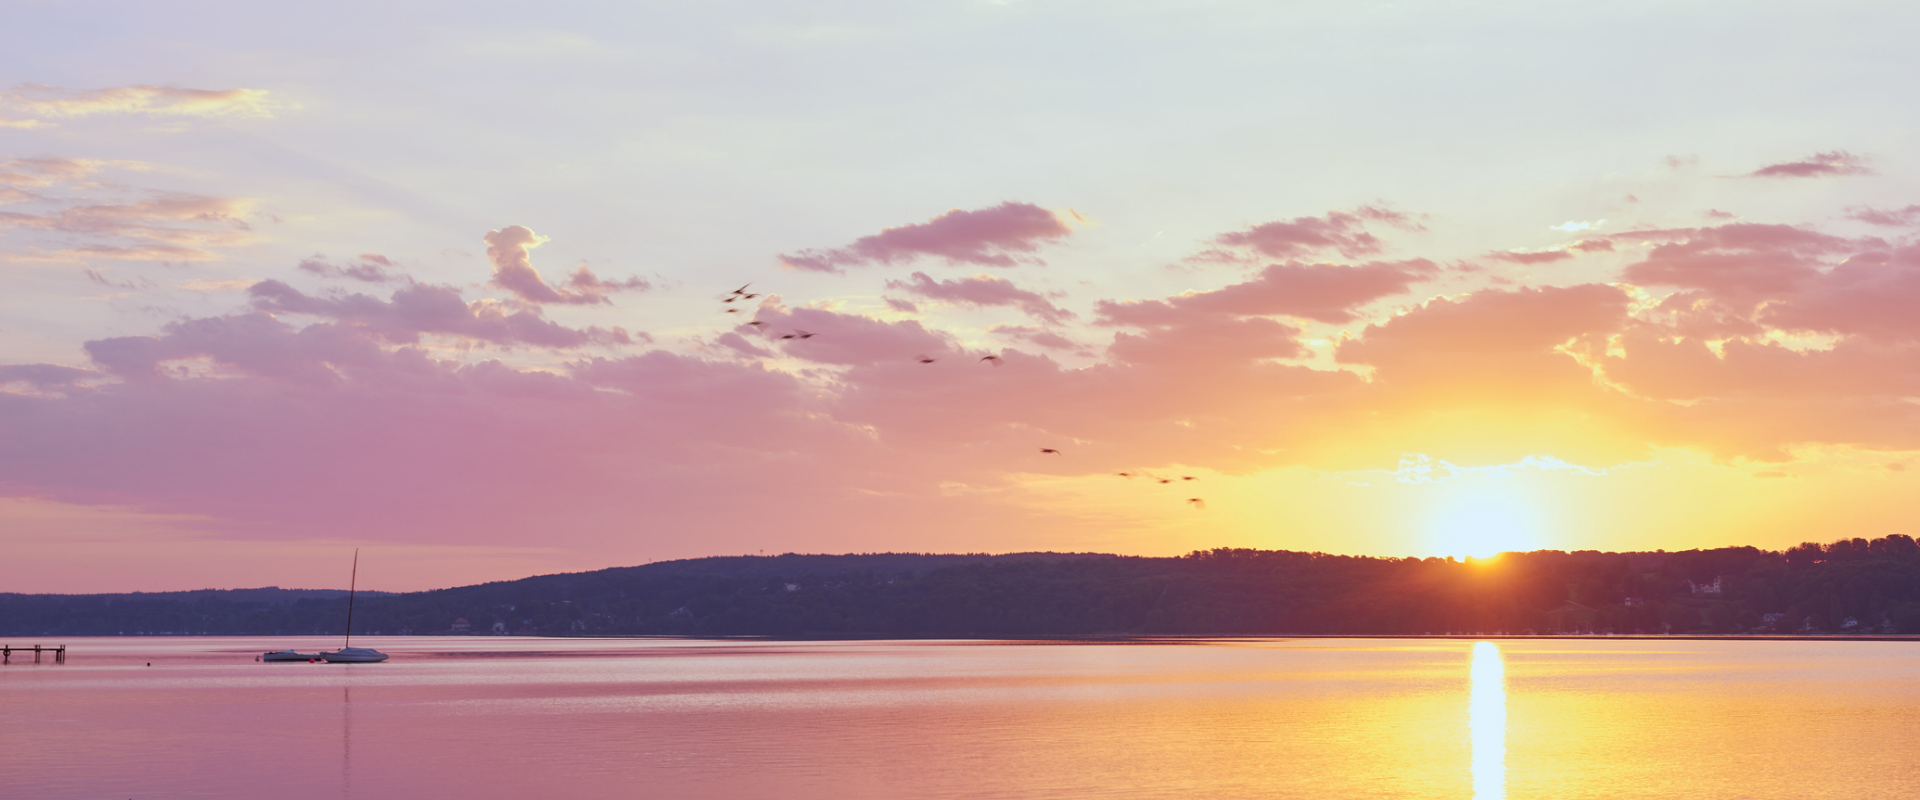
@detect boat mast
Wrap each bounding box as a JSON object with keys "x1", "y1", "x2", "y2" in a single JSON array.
[{"x1": 344, "y1": 548, "x2": 358, "y2": 650}]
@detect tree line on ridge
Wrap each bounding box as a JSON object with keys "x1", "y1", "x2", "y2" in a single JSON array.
[{"x1": 4, "y1": 537, "x2": 1919, "y2": 637}]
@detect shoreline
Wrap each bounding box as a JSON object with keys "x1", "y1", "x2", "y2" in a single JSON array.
[{"x1": 22, "y1": 632, "x2": 1920, "y2": 643}]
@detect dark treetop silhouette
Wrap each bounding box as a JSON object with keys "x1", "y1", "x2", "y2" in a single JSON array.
[{"x1": 7, "y1": 536, "x2": 1920, "y2": 637}]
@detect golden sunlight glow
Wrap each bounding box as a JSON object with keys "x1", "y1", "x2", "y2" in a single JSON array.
[
  {"x1": 1429, "y1": 481, "x2": 1540, "y2": 559},
  {"x1": 1470, "y1": 641, "x2": 1506, "y2": 800}
]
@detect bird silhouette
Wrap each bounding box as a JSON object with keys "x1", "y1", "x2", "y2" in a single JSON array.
[
  {"x1": 916, "y1": 355, "x2": 936, "y2": 364},
  {"x1": 731, "y1": 284, "x2": 752, "y2": 295},
  {"x1": 725, "y1": 308, "x2": 741, "y2": 314},
  {"x1": 1187, "y1": 498, "x2": 1206, "y2": 510},
  {"x1": 745, "y1": 320, "x2": 766, "y2": 327},
  {"x1": 796, "y1": 330, "x2": 816, "y2": 339},
  {"x1": 1157, "y1": 478, "x2": 1172, "y2": 484},
  {"x1": 1040, "y1": 448, "x2": 1062, "y2": 455},
  {"x1": 1117, "y1": 472, "x2": 1135, "y2": 479},
  {"x1": 1181, "y1": 476, "x2": 1197, "y2": 481},
  {"x1": 980, "y1": 355, "x2": 1002, "y2": 366}
]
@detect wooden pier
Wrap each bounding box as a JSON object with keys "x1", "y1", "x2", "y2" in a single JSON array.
[{"x1": 1, "y1": 644, "x2": 66, "y2": 664}]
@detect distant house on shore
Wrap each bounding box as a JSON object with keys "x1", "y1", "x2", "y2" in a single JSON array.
[
  {"x1": 1687, "y1": 576, "x2": 1726, "y2": 595},
  {"x1": 492, "y1": 621, "x2": 507, "y2": 634},
  {"x1": 450, "y1": 617, "x2": 471, "y2": 634},
  {"x1": 1547, "y1": 601, "x2": 1597, "y2": 634}
]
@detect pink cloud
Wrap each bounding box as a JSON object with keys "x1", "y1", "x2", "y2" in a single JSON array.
[
  {"x1": 1204, "y1": 206, "x2": 1423, "y2": 262},
  {"x1": 1485, "y1": 249, "x2": 1573, "y2": 264},
  {"x1": 1600, "y1": 329, "x2": 1920, "y2": 402},
  {"x1": 298, "y1": 254, "x2": 405, "y2": 283},
  {"x1": 62, "y1": 243, "x2": 217, "y2": 261},
  {"x1": 1615, "y1": 223, "x2": 1869, "y2": 298},
  {"x1": 82, "y1": 312, "x2": 379, "y2": 384},
  {"x1": 1749, "y1": 151, "x2": 1872, "y2": 178},
  {"x1": 1847, "y1": 205, "x2": 1920, "y2": 227},
  {"x1": 0, "y1": 157, "x2": 102, "y2": 188},
  {"x1": 0, "y1": 341, "x2": 886, "y2": 559},
  {"x1": 1483, "y1": 238, "x2": 1612, "y2": 264},
  {"x1": 1648, "y1": 291, "x2": 1766, "y2": 339},
  {"x1": 747, "y1": 304, "x2": 959, "y2": 366},
  {"x1": 0, "y1": 363, "x2": 94, "y2": 389},
  {"x1": 1344, "y1": 282, "x2": 1628, "y2": 376},
  {"x1": 247, "y1": 280, "x2": 638, "y2": 349},
  {"x1": 0, "y1": 182, "x2": 254, "y2": 265},
  {"x1": 778, "y1": 202, "x2": 1073, "y2": 272},
  {"x1": 1107, "y1": 315, "x2": 1307, "y2": 366},
  {"x1": 0, "y1": 194, "x2": 245, "y2": 238},
  {"x1": 3, "y1": 84, "x2": 275, "y2": 119},
  {"x1": 1098, "y1": 259, "x2": 1437, "y2": 326},
  {"x1": 884, "y1": 272, "x2": 1076, "y2": 324},
  {"x1": 990, "y1": 325, "x2": 1083, "y2": 352},
  {"x1": 1758, "y1": 247, "x2": 1920, "y2": 342},
  {"x1": 484, "y1": 225, "x2": 650, "y2": 305}
]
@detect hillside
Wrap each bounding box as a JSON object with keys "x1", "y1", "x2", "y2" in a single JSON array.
[{"x1": 4, "y1": 539, "x2": 1919, "y2": 637}]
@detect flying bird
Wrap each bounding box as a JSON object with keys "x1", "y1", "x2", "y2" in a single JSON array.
[
  {"x1": 746, "y1": 320, "x2": 766, "y2": 327},
  {"x1": 980, "y1": 355, "x2": 1002, "y2": 366},
  {"x1": 1040, "y1": 448, "x2": 1062, "y2": 455},
  {"x1": 731, "y1": 284, "x2": 752, "y2": 295},
  {"x1": 1157, "y1": 478, "x2": 1172, "y2": 484},
  {"x1": 1187, "y1": 498, "x2": 1206, "y2": 510},
  {"x1": 1181, "y1": 476, "x2": 1197, "y2": 481},
  {"x1": 725, "y1": 308, "x2": 741, "y2": 314},
  {"x1": 1117, "y1": 472, "x2": 1135, "y2": 479},
  {"x1": 917, "y1": 355, "x2": 936, "y2": 364},
  {"x1": 796, "y1": 330, "x2": 816, "y2": 339}
]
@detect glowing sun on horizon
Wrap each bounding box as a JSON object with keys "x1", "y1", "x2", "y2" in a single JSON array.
[{"x1": 1427, "y1": 480, "x2": 1541, "y2": 559}]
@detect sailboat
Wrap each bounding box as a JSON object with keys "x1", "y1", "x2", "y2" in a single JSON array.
[{"x1": 320, "y1": 549, "x2": 388, "y2": 663}]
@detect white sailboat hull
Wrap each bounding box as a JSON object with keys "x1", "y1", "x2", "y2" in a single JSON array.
[{"x1": 319, "y1": 647, "x2": 388, "y2": 663}]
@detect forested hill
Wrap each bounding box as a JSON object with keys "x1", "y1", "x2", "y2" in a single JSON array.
[{"x1": 5, "y1": 539, "x2": 1920, "y2": 637}]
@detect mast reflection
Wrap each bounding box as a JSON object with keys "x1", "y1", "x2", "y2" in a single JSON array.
[
  {"x1": 1469, "y1": 641, "x2": 1506, "y2": 800},
  {"x1": 342, "y1": 685, "x2": 352, "y2": 798}
]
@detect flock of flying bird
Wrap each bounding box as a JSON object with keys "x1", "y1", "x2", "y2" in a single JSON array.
[{"x1": 721, "y1": 283, "x2": 1204, "y2": 510}]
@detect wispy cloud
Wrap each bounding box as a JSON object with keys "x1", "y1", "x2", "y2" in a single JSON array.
[
  {"x1": 779, "y1": 202, "x2": 1076, "y2": 272},
  {"x1": 3, "y1": 84, "x2": 281, "y2": 120},
  {"x1": 1749, "y1": 151, "x2": 1872, "y2": 179},
  {"x1": 884, "y1": 272, "x2": 1076, "y2": 324},
  {"x1": 484, "y1": 225, "x2": 650, "y2": 305}
]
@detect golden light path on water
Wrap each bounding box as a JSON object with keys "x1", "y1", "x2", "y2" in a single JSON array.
[{"x1": 1471, "y1": 641, "x2": 1507, "y2": 800}]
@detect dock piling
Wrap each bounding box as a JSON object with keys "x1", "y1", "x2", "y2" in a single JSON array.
[{"x1": 1, "y1": 644, "x2": 67, "y2": 665}]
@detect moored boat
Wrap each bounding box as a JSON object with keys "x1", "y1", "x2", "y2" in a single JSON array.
[
  {"x1": 261, "y1": 650, "x2": 322, "y2": 662},
  {"x1": 319, "y1": 646, "x2": 388, "y2": 663},
  {"x1": 323, "y1": 548, "x2": 388, "y2": 664}
]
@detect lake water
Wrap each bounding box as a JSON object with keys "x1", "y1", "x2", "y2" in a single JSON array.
[{"x1": 2, "y1": 637, "x2": 1915, "y2": 798}]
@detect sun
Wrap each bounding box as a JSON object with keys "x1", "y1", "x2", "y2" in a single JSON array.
[{"x1": 1426, "y1": 480, "x2": 1541, "y2": 559}]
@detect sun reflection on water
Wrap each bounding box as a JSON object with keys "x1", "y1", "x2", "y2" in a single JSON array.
[{"x1": 1470, "y1": 641, "x2": 1507, "y2": 799}]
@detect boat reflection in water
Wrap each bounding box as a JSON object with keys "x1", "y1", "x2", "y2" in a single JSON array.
[{"x1": 1470, "y1": 641, "x2": 1507, "y2": 800}]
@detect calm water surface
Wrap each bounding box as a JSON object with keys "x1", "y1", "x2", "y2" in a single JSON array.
[{"x1": 2, "y1": 637, "x2": 1915, "y2": 798}]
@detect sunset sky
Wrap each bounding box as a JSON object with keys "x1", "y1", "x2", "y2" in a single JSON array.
[{"x1": 5, "y1": 2, "x2": 1920, "y2": 592}]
